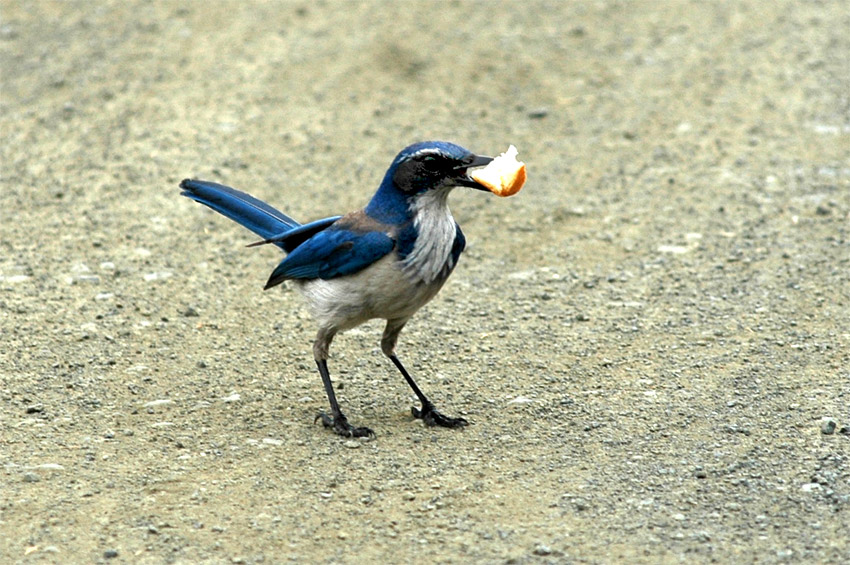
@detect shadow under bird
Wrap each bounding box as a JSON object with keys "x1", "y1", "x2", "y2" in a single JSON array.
[{"x1": 180, "y1": 141, "x2": 518, "y2": 438}]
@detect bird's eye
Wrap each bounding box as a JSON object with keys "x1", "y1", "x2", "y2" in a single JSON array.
[{"x1": 420, "y1": 155, "x2": 442, "y2": 172}]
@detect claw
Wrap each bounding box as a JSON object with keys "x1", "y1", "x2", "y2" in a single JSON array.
[
  {"x1": 411, "y1": 405, "x2": 468, "y2": 428},
  {"x1": 317, "y1": 412, "x2": 375, "y2": 438}
]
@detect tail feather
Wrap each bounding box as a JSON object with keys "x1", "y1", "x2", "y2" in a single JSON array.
[{"x1": 180, "y1": 179, "x2": 300, "y2": 242}]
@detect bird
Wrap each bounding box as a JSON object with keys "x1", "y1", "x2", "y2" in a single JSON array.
[{"x1": 180, "y1": 141, "x2": 501, "y2": 438}]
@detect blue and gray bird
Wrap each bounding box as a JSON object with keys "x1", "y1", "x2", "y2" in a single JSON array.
[{"x1": 180, "y1": 141, "x2": 501, "y2": 438}]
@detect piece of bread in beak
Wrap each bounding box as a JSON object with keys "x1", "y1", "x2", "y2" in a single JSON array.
[{"x1": 470, "y1": 145, "x2": 526, "y2": 197}]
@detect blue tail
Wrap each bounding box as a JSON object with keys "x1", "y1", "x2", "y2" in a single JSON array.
[
  {"x1": 180, "y1": 179, "x2": 300, "y2": 241},
  {"x1": 180, "y1": 179, "x2": 345, "y2": 253}
]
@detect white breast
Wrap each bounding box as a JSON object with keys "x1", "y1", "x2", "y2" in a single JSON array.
[
  {"x1": 294, "y1": 187, "x2": 460, "y2": 333},
  {"x1": 296, "y1": 254, "x2": 445, "y2": 331},
  {"x1": 402, "y1": 187, "x2": 457, "y2": 284}
]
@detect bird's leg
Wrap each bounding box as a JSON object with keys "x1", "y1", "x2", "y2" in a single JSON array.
[
  {"x1": 388, "y1": 355, "x2": 468, "y2": 428},
  {"x1": 315, "y1": 360, "x2": 373, "y2": 438},
  {"x1": 382, "y1": 321, "x2": 468, "y2": 429},
  {"x1": 313, "y1": 330, "x2": 373, "y2": 438}
]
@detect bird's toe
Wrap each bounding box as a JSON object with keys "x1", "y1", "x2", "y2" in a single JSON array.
[
  {"x1": 412, "y1": 405, "x2": 468, "y2": 428},
  {"x1": 317, "y1": 412, "x2": 375, "y2": 438}
]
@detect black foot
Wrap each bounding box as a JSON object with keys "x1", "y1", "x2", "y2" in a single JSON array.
[
  {"x1": 316, "y1": 412, "x2": 374, "y2": 438},
  {"x1": 412, "y1": 404, "x2": 468, "y2": 428}
]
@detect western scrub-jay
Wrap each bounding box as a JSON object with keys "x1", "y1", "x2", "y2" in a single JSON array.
[{"x1": 180, "y1": 141, "x2": 517, "y2": 438}]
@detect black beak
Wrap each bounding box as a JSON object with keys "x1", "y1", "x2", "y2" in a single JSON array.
[{"x1": 454, "y1": 154, "x2": 494, "y2": 190}]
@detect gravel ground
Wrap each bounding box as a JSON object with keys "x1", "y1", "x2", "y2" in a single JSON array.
[{"x1": 2, "y1": 1, "x2": 848, "y2": 563}]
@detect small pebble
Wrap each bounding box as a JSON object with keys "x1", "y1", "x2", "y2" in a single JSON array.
[
  {"x1": 74, "y1": 275, "x2": 101, "y2": 284},
  {"x1": 820, "y1": 418, "x2": 837, "y2": 435},
  {"x1": 658, "y1": 244, "x2": 690, "y2": 254},
  {"x1": 143, "y1": 271, "x2": 172, "y2": 281},
  {"x1": 507, "y1": 396, "x2": 534, "y2": 405},
  {"x1": 104, "y1": 549, "x2": 119, "y2": 559},
  {"x1": 36, "y1": 463, "x2": 65, "y2": 471},
  {"x1": 26, "y1": 404, "x2": 44, "y2": 414},
  {"x1": 533, "y1": 544, "x2": 552, "y2": 556},
  {"x1": 143, "y1": 399, "x2": 173, "y2": 408},
  {"x1": 0, "y1": 24, "x2": 18, "y2": 38}
]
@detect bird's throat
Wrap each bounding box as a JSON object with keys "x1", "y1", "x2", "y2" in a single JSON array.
[{"x1": 401, "y1": 188, "x2": 457, "y2": 285}]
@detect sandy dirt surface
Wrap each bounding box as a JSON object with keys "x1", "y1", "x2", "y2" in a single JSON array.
[{"x1": 2, "y1": 1, "x2": 848, "y2": 563}]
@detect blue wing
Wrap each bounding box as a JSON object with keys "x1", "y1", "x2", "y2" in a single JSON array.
[
  {"x1": 248, "y1": 216, "x2": 343, "y2": 253},
  {"x1": 264, "y1": 228, "x2": 395, "y2": 289}
]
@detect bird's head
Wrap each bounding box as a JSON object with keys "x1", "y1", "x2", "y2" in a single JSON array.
[
  {"x1": 388, "y1": 141, "x2": 494, "y2": 194},
  {"x1": 366, "y1": 141, "x2": 493, "y2": 224}
]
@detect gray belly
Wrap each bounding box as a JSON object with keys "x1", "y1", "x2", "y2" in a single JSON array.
[{"x1": 295, "y1": 254, "x2": 447, "y2": 332}]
